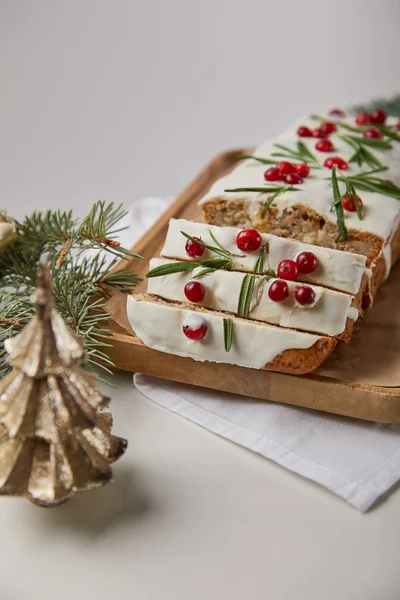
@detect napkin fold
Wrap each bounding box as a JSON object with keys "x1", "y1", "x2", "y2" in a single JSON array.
[{"x1": 124, "y1": 198, "x2": 400, "y2": 512}]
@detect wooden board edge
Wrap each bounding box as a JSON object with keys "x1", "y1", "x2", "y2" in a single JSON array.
[{"x1": 107, "y1": 331, "x2": 400, "y2": 423}]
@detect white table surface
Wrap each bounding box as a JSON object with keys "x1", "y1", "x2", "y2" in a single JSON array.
[{"x1": 1, "y1": 1, "x2": 400, "y2": 599}]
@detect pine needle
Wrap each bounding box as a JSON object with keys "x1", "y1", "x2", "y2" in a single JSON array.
[{"x1": 0, "y1": 201, "x2": 142, "y2": 381}]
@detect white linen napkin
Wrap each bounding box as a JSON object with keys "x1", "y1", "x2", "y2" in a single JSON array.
[{"x1": 123, "y1": 198, "x2": 400, "y2": 512}]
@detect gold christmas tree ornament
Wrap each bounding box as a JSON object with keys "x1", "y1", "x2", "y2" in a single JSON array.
[
  {"x1": 0, "y1": 257, "x2": 127, "y2": 507},
  {"x1": 0, "y1": 211, "x2": 17, "y2": 251}
]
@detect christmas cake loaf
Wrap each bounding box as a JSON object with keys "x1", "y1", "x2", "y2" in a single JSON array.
[
  {"x1": 199, "y1": 109, "x2": 400, "y2": 307},
  {"x1": 126, "y1": 219, "x2": 367, "y2": 374}
]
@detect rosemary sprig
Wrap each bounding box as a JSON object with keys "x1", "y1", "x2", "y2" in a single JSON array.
[
  {"x1": 338, "y1": 134, "x2": 384, "y2": 168},
  {"x1": 180, "y1": 231, "x2": 232, "y2": 262},
  {"x1": 237, "y1": 274, "x2": 256, "y2": 319},
  {"x1": 223, "y1": 318, "x2": 234, "y2": 352},
  {"x1": 225, "y1": 186, "x2": 301, "y2": 193},
  {"x1": 237, "y1": 155, "x2": 277, "y2": 165},
  {"x1": 146, "y1": 257, "x2": 230, "y2": 278},
  {"x1": 331, "y1": 166, "x2": 347, "y2": 241},
  {"x1": 271, "y1": 141, "x2": 320, "y2": 166},
  {"x1": 338, "y1": 168, "x2": 400, "y2": 200}
]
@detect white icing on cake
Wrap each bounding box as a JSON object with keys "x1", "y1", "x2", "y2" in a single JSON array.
[
  {"x1": 199, "y1": 115, "x2": 400, "y2": 242},
  {"x1": 127, "y1": 296, "x2": 321, "y2": 370},
  {"x1": 148, "y1": 258, "x2": 357, "y2": 337},
  {"x1": 161, "y1": 218, "x2": 367, "y2": 295}
]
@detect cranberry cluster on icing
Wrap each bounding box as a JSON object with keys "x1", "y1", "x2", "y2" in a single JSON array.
[
  {"x1": 264, "y1": 161, "x2": 310, "y2": 185},
  {"x1": 297, "y1": 119, "x2": 337, "y2": 153},
  {"x1": 355, "y1": 108, "x2": 386, "y2": 126},
  {"x1": 269, "y1": 252, "x2": 318, "y2": 305}
]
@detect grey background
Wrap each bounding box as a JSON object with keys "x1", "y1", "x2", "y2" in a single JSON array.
[{"x1": 1, "y1": 1, "x2": 400, "y2": 599}]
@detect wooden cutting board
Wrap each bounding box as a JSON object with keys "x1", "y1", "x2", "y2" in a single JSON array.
[{"x1": 105, "y1": 149, "x2": 400, "y2": 423}]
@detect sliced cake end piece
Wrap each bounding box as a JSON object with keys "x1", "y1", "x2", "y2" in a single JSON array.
[{"x1": 127, "y1": 294, "x2": 337, "y2": 375}]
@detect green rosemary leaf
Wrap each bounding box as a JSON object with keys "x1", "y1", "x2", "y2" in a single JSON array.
[
  {"x1": 350, "y1": 166, "x2": 388, "y2": 178},
  {"x1": 225, "y1": 186, "x2": 301, "y2": 194},
  {"x1": 237, "y1": 274, "x2": 256, "y2": 319},
  {"x1": 349, "y1": 147, "x2": 363, "y2": 167},
  {"x1": 339, "y1": 134, "x2": 383, "y2": 168},
  {"x1": 262, "y1": 186, "x2": 289, "y2": 215},
  {"x1": 345, "y1": 135, "x2": 392, "y2": 149},
  {"x1": 361, "y1": 146, "x2": 383, "y2": 168},
  {"x1": 274, "y1": 143, "x2": 301, "y2": 158},
  {"x1": 180, "y1": 231, "x2": 231, "y2": 261},
  {"x1": 237, "y1": 274, "x2": 250, "y2": 317},
  {"x1": 223, "y1": 318, "x2": 234, "y2": 352},
  {"x1": 146, "y1": 261, "x2": 196, "y2": 278},
  {"x1": 254, "y1": 248, "x2": 265, "y2": 274},
  {"x1": 191, "y1": 267, "x2": 217, "y2": 279},
  {"x1": 350, "y1": 183, "x2": 363, "y2": 221},
  {"x1": 146, "y1": 258, "x2": 230, "y2": 278},
  {"x1": 209, "y1": 229, "x2": 229, "y2": 256},
  {"x1": 331, "y1": 166, "x2": 347, "y2": 241},
  {"x1": 236, "y1": 155, "x2": 277, "y2": 165},
  {"x1": 374, "y1": 125, "x2": 400, "y2": 143},
  {"x1": 272, "y1": 142, "x2": 319, "y2": 166},
  {"x1": 297, "y1": 141, "x2": 318, "y2": 164}
]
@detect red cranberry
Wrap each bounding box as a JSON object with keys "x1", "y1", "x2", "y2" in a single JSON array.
[
  {"x1": 268, "y1": 280, "x2": 289, "y2": 302},
  {"x1": 283, "y1": 172, "x2": 303, "y2": 185},
  {"x1": 264, "y1": 167, "x2": 282, "y2": 182},
  {"x1": 294, "y1": 163, "x2": 310, "y2": 178},
  {"x1": 323, "y1": 156, "x2": 349, "y2": 170},
  {"x1": 397, "y1": 120, "x2": 400, "y2": 130},
  {"x1": 278, "y1": 259, "x2": 298, "y2": 281},
  {"x1": 312, "y1": 127, "x2": 328, "y2": 139},
  {"x1": 236, "y1": 229, "x2": 262, "y2": 252},
  {"x1": 184, "y1": 281, "x2": 206, "y2": 303},
  {"x1": 363, "y1": 128, "x2": 383, "y2": 139},
  {"x1": 355, "y1": 112, "x2": 371, "y2": 126},
  {"x1": 182, "y1": 314, "x2": 208, "y2": 340},
  {"x1": 297, "y1": 125, "x2": 313, "y2": 137},
  {"x1": 185, "y1": 237, "x2": 205, "y2": 258},
  {"x1": 342, "y1": 194, "x2": 363, "y2": 212},
  {"x1": 295, "y1": 286, "x2": 315, "y2": 305},
  {"x1": 276, "y1": 161, "x2": 295, "y2": 175},
  {"x1": 329, "y1": 108, "x2": 345, "y2": 118},
  {"x1": 296, "y1": 251, "x2": 319, "y2": 274},
  {"x1": 320, "y1": 121, "x2": 336, "y2": 135},
  {"x1": 369, "y1": 108, "x2": 386, "y2": 125},
  {"x1": 315, "y1": 139, "x2": 334, "y2": 152}
]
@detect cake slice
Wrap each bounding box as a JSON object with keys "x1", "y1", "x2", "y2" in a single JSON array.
[
  {"x1": 147, "y1": 257, "x2": 359, "y2": 341},
  {"x1": 161, "y1": 219, "x2": 368, "y2": 298},
  {"x1": 198, "y1": 111, "x2": 400, "y2": 306},
  {"x1": 127, "y1": 294, "x2": 337, "y2": 375}
]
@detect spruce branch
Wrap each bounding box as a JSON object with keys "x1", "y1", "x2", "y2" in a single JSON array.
[{"x1": 0, "y1": 201, "x2": 142, "y2": 379}]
